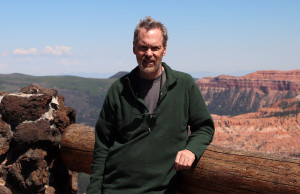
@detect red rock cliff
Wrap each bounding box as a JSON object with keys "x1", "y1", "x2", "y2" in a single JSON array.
[{"x1": 197, "y1": 70, "x2": 300, "y2": 115}]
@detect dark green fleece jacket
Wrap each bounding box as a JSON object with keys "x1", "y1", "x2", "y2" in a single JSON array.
[{"x1": 87, "y1": 63, "x2": 214, "y2": 194}]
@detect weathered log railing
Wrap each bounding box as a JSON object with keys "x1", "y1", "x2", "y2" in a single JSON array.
[{"x1": 60, "y1": 124, "x2": 300, "y2": 193}]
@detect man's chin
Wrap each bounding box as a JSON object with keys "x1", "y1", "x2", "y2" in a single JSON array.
[{"x1": 139, "y1": 65, "x2": 155, "y2": 74}]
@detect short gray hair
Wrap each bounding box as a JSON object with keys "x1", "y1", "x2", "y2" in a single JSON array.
[{"x1": 133, "y1": 16, "x2": 168, "y2": 47}]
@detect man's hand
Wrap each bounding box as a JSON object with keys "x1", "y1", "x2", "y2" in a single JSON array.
[{"x1": 174, "y1": 149, "x2": 196, "y2": 171}]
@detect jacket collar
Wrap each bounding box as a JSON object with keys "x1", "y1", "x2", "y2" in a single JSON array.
[
  {"x1": 126, "y1": 62, "x2": 177, "y2": 86},
  {"x1": 161, "y1": 62, "x2": 177, "y2": 87},
  {"x1": 125, "y1": 62, "x2": 178, "y2": 99}
]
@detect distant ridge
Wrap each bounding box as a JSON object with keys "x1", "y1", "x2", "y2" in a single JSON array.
[
  {"x1": 109, "y1": 71, "x2": 129, "y2": 79},
  {"x1": 0, "y1": 73, "x2": 29, "y2": 77}
]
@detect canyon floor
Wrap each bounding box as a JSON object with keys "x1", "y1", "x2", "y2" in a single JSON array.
[{"x1": 211, "y1": 96, "x2": 300, "y2": 158}]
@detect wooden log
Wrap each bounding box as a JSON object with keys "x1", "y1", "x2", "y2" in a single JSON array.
[
  {"x1": 60, "y1": 124, "x2": 94, "y2": 174},
  {"x1": 60, "y1": 124, "x2": 300, "y2": 193},
  {"x1": 177, "y1": 146, "x2": 300, "y2": 193}
]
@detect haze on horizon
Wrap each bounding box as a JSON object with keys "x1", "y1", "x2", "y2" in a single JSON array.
[{"x1": 0, "y1": 0, "x2": 299, "y2": 78}]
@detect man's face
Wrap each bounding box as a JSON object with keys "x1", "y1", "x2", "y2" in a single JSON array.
[{"x1": 133, "y1": 28, "x2": 167, "y2": 79}]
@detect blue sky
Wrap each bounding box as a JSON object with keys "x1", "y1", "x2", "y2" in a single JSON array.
[{"x1": 0, "y1": 0, "x2": 299, "y2": 78}]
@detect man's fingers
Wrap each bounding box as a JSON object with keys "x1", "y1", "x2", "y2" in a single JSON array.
[
  {"x1": 174, "y1": 149, "x2": 196, "y2": 171},
  {"x1": 187, "y1": 158, "x2": 194, "y2": 167},
  {"x1": 174, "y1": 151, "x2": 182, "y2": 170},
  {"x1": 178, "y1": 153, "x2": 185, "y2": 168}
]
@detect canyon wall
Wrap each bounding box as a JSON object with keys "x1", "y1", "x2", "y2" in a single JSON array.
[{"x1": 198, "y1": 70, "x2": 300, "y2": 115}]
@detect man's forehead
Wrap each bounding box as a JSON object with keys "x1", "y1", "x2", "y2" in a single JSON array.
[
  {"x1": 138, "y1": 28, "x2": 162, "y2": 35},
  {"x1": 137, "y1": 39, "x2": 163, "y2": 47},
  {"x1": 137, "y1": 28, "x2": 163, "y2": 43},
  {"x1": 140, "y1": 27, "x2": 161, "y2": 32}
]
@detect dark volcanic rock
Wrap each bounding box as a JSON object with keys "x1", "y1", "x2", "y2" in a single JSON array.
[
  {"x1": 44, "y1": 186, "x2": 56, "y2": 194},
  {"x1": 0, "y1": 91, "x2": 9, "y2": 95},
  {"x1": 14, "y1": 119, "x2": 61, "y2": 147},
  {"x1": 0, "y1": 85, "x2": 78, "y2": 193},
  {"x1": 19, "y1": 84, "x2": 57, "y2": 96},
  {"x1": 66, "y1": 107, "x2": 76, "y2": 124},
  {"x1": 0, "y1": 94, "x2": 52, "y2": 126},
  {"x1": 6, "y1": 149, "x2": 48, "y2": 193},
  {"x1": 53, "y1": 95, "x2": 76, "y2": 133},
  {"x1": 0, "y1": 185, "x2": 12, "y2": 194},
  {"x1": 0, "y1": 119, "x2": 12, "y2": 157}
]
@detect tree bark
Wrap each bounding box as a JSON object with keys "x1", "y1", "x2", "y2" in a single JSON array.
[
  {"x1": 60, "y1": 124, "x2": 94, "y2": 174},
  {"x1": 177, "y1": 146, "x2": 300, "y2": 193}
]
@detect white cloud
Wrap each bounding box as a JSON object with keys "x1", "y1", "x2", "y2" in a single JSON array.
[
  {"x1": 11, "y1": 45, "x2": 72, "y2": 56},
  {"x1": 42, "y1": 45, "x2": 71, "y2": 56},
  {"x1": 13, "y1": 48, "x2": 37, "y2": 55}
]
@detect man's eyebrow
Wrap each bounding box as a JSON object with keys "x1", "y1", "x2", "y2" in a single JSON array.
[
  {"x1": 138, "y1": 44, "x2": 161, "y2": 48},
  {"x1": 141, "y1": 43, "x2": 162, "y2": 47}
]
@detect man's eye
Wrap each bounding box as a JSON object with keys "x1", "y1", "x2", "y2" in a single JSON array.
[
  {"x1": 152, "y1": 47, "x2": 159, "y2": 51},
  {"x1": 140, "y1": 46, "x2": 148, "y2": 51}
]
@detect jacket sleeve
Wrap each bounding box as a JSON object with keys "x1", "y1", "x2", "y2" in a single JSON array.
[
  {"x1": 86, "y1": 94, "x2": 115, "y2": 194},
  {"x1": 184, "y1": 79, "x2": 215, "y2": 161}
]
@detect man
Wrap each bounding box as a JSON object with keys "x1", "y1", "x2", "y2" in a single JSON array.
[{"x1": 87, "y1": 16, "x2": 214, "y2": 194}]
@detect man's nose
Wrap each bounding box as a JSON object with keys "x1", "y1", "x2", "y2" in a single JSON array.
[{"x1": 145, "y1": 48, "x2": 153, "y2": 57}]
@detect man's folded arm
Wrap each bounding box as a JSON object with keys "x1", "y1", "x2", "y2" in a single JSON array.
[{"x1": 184, "y1": 80, "x2": 215, "y2": 161}]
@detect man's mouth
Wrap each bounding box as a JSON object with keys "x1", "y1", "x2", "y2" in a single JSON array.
[{"x1": 143, "y1": 60, "x2": 155, "y2": 66}]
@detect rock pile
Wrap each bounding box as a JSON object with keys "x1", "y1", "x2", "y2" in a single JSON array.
[{"x1": 0, "y1": 85, "x2": 77, "y2": 194}]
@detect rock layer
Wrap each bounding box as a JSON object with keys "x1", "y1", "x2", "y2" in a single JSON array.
[{"x1": 197, "y1": 70, "x2": 300, "y2": 115}]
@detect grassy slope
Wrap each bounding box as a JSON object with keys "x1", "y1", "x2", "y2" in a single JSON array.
[
  {"x1": 0, "y1": 73, "x2": 116, "y2": 126},
  {"x1": 0, "y1": 73, "x2": 113, "y2": 95}
]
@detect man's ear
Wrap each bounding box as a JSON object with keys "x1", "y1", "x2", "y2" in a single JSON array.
[{"x1": 163, "y1": 43, "x2": 167, "y2": 56}]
